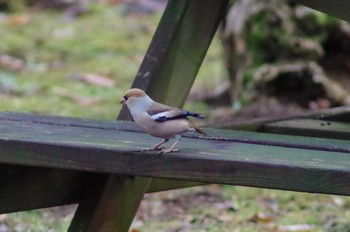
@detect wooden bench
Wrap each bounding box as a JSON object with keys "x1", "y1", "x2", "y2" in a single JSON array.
[
  {"x1": 1, "y1": 1, "x2": 350, "y2": 231},
  {"x1": 1, "y1": 109, "x2": 350, "y2": 230}
]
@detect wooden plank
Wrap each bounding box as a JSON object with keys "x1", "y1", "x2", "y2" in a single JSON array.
[
  {"x1": 0, "y1": 164, "x2": 107, "y2": 213},
  {"x1": 1, "y1": 113, "x2": 350, "y2": 196},
  {"x1": 1, "y1": 112, "x2": 348, "y2": 154},
  {"x1": 293, "y1": 0, "x2": 350, "y2": 23},
  {"x1": 262, "y1": 119, "x2": 350, "y2": 140},
  {"x1": 223, "y1": 106, "x2": 350, "y2": 131}
]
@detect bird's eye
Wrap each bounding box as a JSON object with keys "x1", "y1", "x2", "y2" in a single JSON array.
[{"x1": 123, "y1": 95, "x2": 128, "y2": 101}]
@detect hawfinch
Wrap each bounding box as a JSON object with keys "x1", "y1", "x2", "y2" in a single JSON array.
[{"x1": 120, "y1": 88, "x2": 206, "y2": 154}]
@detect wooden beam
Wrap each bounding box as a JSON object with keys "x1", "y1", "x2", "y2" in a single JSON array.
[
  {"x1": 261, "y1": 119, "x2": 350, "y2": 139},
  {"x1": 0, "y1": 163, "x2": 202, "y2": 213},
  {"x1": 1, "y1": 112, "x2": 350, "y2": 196},
  {"x1": 68, "y1": 176, "x2": 151, "y2": 232},
  {"x1": 293, "y1": 0, "x2": 350, "y2": 23},
  {"x1": 222, "y1": 106, "x2": 350, "y2": 131},
  {"x1": 0, "y1": 164, "x2": 107, "y2": 213}
]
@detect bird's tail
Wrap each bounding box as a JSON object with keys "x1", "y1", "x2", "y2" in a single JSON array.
[
  {"x1": 187, "y1": 119, "x2": 207, "y2": 136},
  {"x1": 183, "y1": 110, "x2": 205, "y2": 119},
  {"x1": 195, "y1": 126, "x2": 207, "y2": 136}
]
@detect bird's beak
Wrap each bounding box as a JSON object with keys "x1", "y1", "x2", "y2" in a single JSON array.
[{"x1": 120, "y1": 97, "x2": 125, "y2": 104}]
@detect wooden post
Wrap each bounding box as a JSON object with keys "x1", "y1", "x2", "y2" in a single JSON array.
[
  {"x1": 68, "y1": 176, "x2": 151, "y2": 232},
  {"x1": 69, "y1": 0, "x2": 229, "y2": 231}
]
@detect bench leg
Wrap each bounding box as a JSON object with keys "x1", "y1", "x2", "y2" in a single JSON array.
[{"x1": 68, "y1": 176, "x2": 151, "y2": 232}]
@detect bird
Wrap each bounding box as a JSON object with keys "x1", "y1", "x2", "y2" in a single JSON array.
[{"x1": 120, "y1": 88, "x2": 206, "y2": 154}]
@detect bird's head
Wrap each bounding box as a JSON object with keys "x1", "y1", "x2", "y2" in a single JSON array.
[{"x1": 120, "y1": 88, "x2": 148, "y2": 106}]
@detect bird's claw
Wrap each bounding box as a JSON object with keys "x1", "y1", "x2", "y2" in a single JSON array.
[{"x1": 158, "y1": 148, "x2": 179, "y2": 155}]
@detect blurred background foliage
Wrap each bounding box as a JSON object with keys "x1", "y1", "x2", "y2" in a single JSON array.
[{"x1": 0, "y1": 0, "x2": 350, "y2": 231}]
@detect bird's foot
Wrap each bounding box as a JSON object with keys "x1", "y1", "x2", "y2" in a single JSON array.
[{"x1": 158, "y1": 148, "x2": 179, "y2": 155}]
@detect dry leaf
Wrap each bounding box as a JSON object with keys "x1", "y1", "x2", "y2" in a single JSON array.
[
  {"x1": 217, "y1": 213, "x2": 234, "y2": 223},
  {"x1": 331, "y1": 196, "x2": 345, "y2": 207},
  {"x1": 6, "y1": 15, "x2": 31, "y2": 26},
  {"x1": 277, "y1": 224, "x2": 316, "y2": 232},
  {"x1": 68, "y1": 73, "x2": 115, "y2": 87},
  {"x1": 250, "y1": 212, "x2": 275, "y2": 223},
  {"x1": 0, "y1": 54, "x2": 25, "y2": 71},
  {"x1": 0, "y1": 214, "x2": 8, "y2": 221},
  {"x1": 53, "y1": 87, "x2": 103, "y2": 106},
  {"x1": 129, "y1": 228, "x2": 141, "y2": 232}
]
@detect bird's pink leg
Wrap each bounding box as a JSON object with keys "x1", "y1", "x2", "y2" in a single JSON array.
[
  {"x1": 159, "y1": 136, "x2": 180, "y2": 154},
  {"x1": 153, "y1": 138, "x2": 169, "y2": 150},
  {"x1": 142, "y1": 138, "x2": 169, "y2": 152}
]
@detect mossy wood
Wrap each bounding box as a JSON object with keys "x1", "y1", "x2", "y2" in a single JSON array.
[{"x1": 1, "y1": 112, "x2": 350, "y2": 215}]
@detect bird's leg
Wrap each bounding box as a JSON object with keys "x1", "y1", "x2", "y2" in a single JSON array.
[
  {"x1": 159, "y1": 136, "x2": 180, "y2": 154},
  {"x1": 142, "y1": 138, "x2": 169, "y2": 152},
  {"x1": 153, "y1": 138, "x2": 169, "y2": 150}
]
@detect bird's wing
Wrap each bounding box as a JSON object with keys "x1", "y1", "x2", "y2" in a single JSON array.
[{"x1": 146, "y1": 103, "x2": 204, "y2": 122}]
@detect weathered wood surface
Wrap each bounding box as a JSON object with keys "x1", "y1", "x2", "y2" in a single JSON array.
[
  {"x1": 293, "y1": 0, "x2": 350, "y2": 23},
  {"x1": 262, "y1": 119, "x2": 350, "y2": 140},
  {"x1": 223, "y1": 106, "x2": 350, "y2": 131},
  {"x1": 1, "y1": 112, "x2": 350, "y2": 198},
  {"x1": 68, "y1": 176, "x2": 151, "y2": 232},
  {"x1": 0, "y1": 164, "x2": 107, "y2": 213}
]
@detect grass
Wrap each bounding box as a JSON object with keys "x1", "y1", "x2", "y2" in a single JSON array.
[
  {"x1": 0, "y1": 3, "x2": 161, "y2": 118},
  {"x1": 0, "y1": 2, "x2": 350, "y2": 232}
]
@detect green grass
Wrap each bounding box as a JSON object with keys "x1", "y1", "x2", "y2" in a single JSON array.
[
  {"x1": 0, "y1": 2, "x2": 350, "y2": 232},
  {"x1": 0, "y1": 3, "x2": 161, "y2": 119}
]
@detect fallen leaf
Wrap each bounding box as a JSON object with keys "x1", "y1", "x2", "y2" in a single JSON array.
[
  {"x1": 277, "y1": 224, "x2": 316, "y2": 232},
  {"x1": 68, "y1": 73, "x2": 115, "y2": 87},
  {"x1": 331, "y1": 196, "x2": 345, "y2": 207},
  {"x1": 53, "y1": 87, "x2": 103, "y2": 106},
  {"x1": 6, "y1": 14, "x2": 31, "y2": 26},
  {"x1": 52, "y1": 27, "x2": 75, "y2": 39},
  {"x1": 217, "y1": 212, "x2": 234, "y2": 223},
  {"x1": 250, "y1": 212, "x2": 275, "y2": 223},
  {"x1": 0, "y1": 214, "x2": 8, "y2": 221},
  {"x1": 0, "y1": 54, "x2": 25, "y2": 71},
  {"x1": 129, "y1": 228, "x2": 141, "y2": 232}
]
